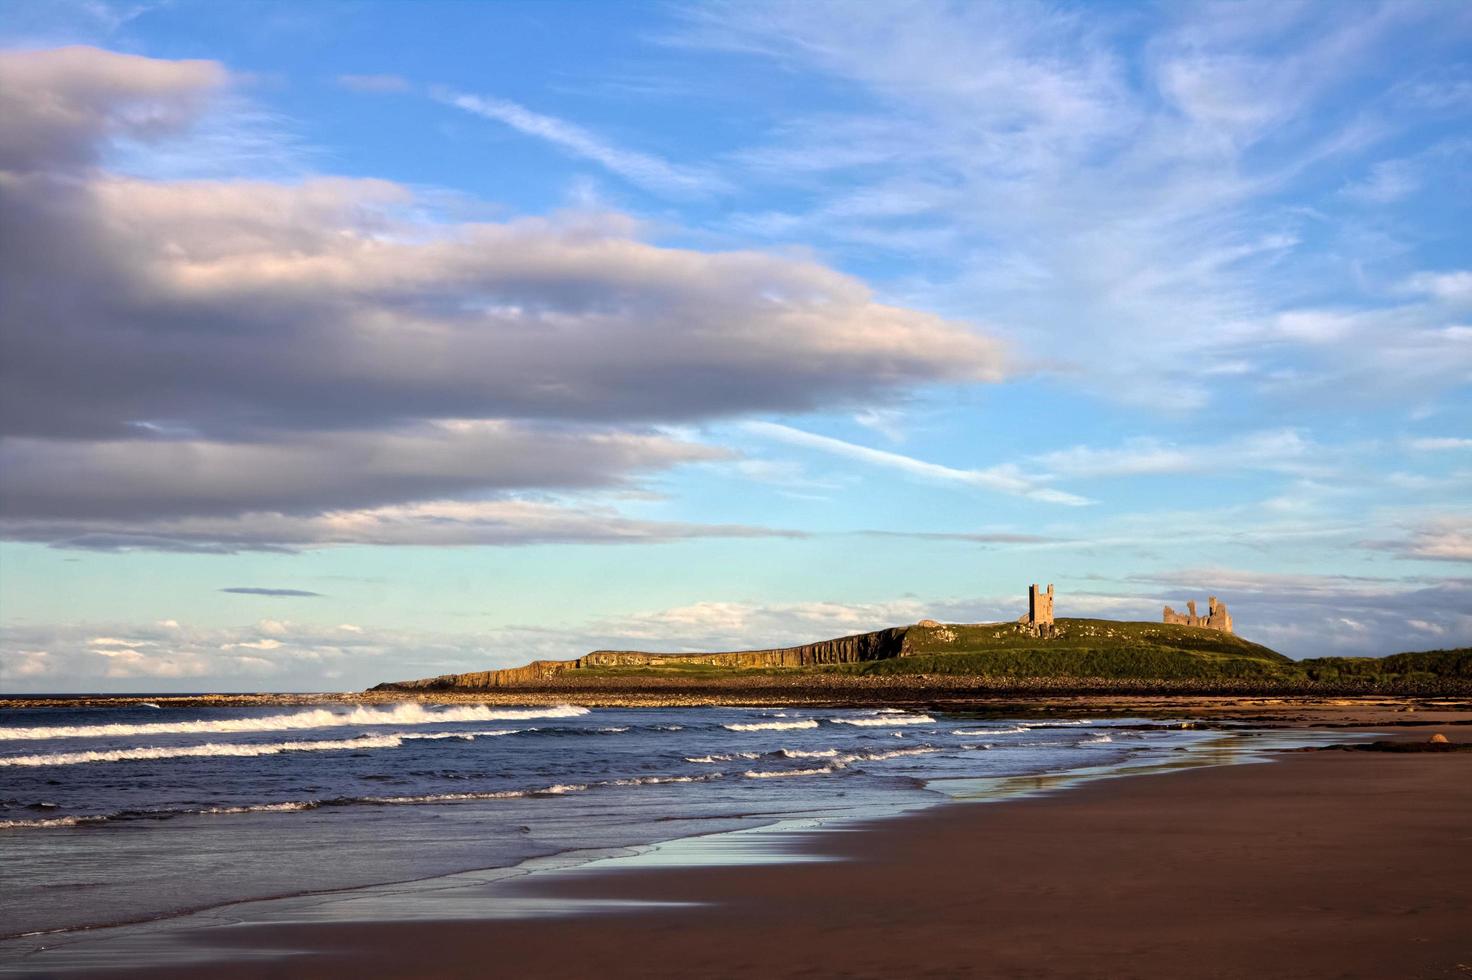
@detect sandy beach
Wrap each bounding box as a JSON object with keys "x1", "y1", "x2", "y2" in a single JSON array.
[{"x1": 49, "y1": 727, "x2": 1466, "y2": 980}]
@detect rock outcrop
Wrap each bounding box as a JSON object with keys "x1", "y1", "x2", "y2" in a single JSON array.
[{"x1": 373, "y1": 626, "x2": 913, "y2": 691}]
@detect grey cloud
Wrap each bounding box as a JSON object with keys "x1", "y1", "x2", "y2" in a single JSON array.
[
  {"x1": 2, "y1": 174, "x2": 1000, "y2": 439},
  {"x1": 0, "y1": 47, "x2": 1004, "y2": 443},
  {"x1": 0, "y1": 46, "x2": 1006, "y2": 552},
  {"x1": 219, "y1": 587, "x2": 322, "y2": 597},
  {"x1": 0, "y1": 46, "x2": 225, "y2": 173},
  {"x1": 1, "y1": 500, "x2": 806, "y2": 554},
  {"x1": 0, "y1": 424, "x2": 720, "y2": 520}
]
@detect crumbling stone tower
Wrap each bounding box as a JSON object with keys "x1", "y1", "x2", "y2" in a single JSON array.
[{"x1": 1027, "y1": 583, "x2": 1054, "y2": 627}]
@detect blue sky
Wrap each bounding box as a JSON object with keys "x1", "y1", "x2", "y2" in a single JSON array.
[{"x1": 0, "y1": 0, "x2": 1468, "y2": 692}]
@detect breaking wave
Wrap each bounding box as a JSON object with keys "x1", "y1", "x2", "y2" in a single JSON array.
[
  {"x1": 0, "y1": 772, "x2": 732, "y2": 830},
  {"x1": 685, "y1": 752, "x2": 761, "y2": 763},
  {"x1": 827, "y1": 715, "x2": 934, "y2": 727},
  {"x1": 0, "y1": 704, "x2": 590, "y2": 741},
  {"x1": 951, "y1": 726, "x2": 1026, "y2": 736},
  {"x1": 743, "y1": 766, "x2": 835, "y2": 779},
  {"x1": 0, "y1": 734, "x2": 408, "y2": 767},
  {"x1": 723, "y1": 719, "x2": 819, "y2": 732}
]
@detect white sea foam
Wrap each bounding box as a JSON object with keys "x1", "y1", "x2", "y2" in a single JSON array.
[
  {"x1": 1020, "y1": 719, "x2": 1093, "y2": 727},
  {"x1": 827, "y1": 715, "x2": 934, "y2": 727},
  {"x1": 743, "y1": 766, "x2": 834, "y2": 779},
  {"x1": 0, "y1": 734, "x2": 406, "y2": 767},
  {"x1": 0, "y1": 703, "x2": 590, "y2": 741},
  {"x1": 609, "y1": 773, "x2": 723, "y2": 786},
  {"x1": 1080, "y1": 734, "x2": 1113, "y2": 744},
  {"x1": 598, "y1": 727, "x2": 631, "y2": 733},
  {"x1": 685, "y1": 752, "x2": 761, "y2": 763},
  {"x1": 402, "y1": 729, "x2": 518, "y2": 741},
  {"x1": 951, "y1": 726, "x2": 1026, "y2": 736},
  {"x1": 0, "y1": 815, "x2": 106, "y2": 829},
  {"x1": 778, "y1": 748, "x2": 840, "y2": 759},
  {"x1": 722, "y1": 720, "x2": 819, "y2": 732},
  {"x1": 222, "y1": 801, "x2": 318, "y2": 813},
  {"x1": 853, "y1": 746, "x2": 943, "y2": 762}
]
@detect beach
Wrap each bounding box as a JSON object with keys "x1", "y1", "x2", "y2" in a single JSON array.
[{"x1": 7, "y1": 709, "x2": 1468, "y2": 980}]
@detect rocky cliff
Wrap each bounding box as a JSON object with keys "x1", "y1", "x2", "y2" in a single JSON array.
[{"x1": 372, "y1": 626, "x2": 913, "y2": 691}]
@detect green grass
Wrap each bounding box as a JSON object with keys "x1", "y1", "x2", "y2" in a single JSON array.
[
  {"x1": 846, "y1": 619, "x2": 1293, "y2": 680},
  {"x1": 1294, "y1": 648, "x2": 1472, "y2": 684}
]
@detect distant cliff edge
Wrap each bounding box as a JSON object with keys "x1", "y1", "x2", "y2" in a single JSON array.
[{"x1": 373, "y1": 625, "x2": 912, "y2": 691}]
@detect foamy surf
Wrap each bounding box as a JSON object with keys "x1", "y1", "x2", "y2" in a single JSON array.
[
  {"x1": 0, "y1": 733, "x2": 407, "y2": 767},
  {"x1": 743, "y1": 766, "x2": 835, "y2": 779},
  {"x1": 723, "y1": 719, "x2": 820, "y2": 732},
  {"x1": 827, "y1": 714, "x2": 935, "y2": 727},
  {"x1": 0, "y1": 703, "x2": 590, "y2": 741}
]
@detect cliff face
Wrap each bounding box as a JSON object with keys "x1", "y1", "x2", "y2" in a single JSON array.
[{"x1": 372, "y1": 626, "x2": 912, "y2": 691}]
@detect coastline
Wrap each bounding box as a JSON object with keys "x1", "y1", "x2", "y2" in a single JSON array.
[
  {"x1": 6, "y1": 691, "x2": 1471, "y2": 721},
  {"x1": 76, "y1": 740, "x2": 1472, "y2": 979},
  {"x1": 4, "y1": 711, "x2": 1468, "y2": 979}
]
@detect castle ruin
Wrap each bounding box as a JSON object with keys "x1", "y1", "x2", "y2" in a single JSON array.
[
  {"x1": 1017, "y1": 583, "x2": 1055, "y2": 633},
  {"x1": 1163, "y1": 596, "x2": 1233, "y2": 634}
]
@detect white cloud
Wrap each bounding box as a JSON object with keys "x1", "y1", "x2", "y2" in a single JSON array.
[
  {"x1": 436, "y1": 89, "x2": 726, "y2": 197},
  {"x1": 1407, "y1": 437, "x2": 1472, "y2": 451},
  {"x1": 744, "y1": 421, "x2": 1091, "y2": 506}
]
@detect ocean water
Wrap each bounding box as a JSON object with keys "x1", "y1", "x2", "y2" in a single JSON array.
[{"x1": 1, "y1": 701, "x2": 1222, "y2": 938}]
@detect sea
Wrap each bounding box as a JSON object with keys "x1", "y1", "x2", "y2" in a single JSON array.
[{"x1": 0, "y1": 700, "x2": 1307, "y2": 941}]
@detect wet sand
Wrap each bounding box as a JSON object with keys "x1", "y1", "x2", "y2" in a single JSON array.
[{"x1": 76, "y1": 735, "x2": 1471, "y2": 980}]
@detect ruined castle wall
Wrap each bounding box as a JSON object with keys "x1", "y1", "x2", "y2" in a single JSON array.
[{"x1": 1163, "y1": 596, "x2": 1233, "y2": 634}]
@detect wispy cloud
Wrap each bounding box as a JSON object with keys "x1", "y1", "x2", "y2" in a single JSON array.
[
  {"x1": 668, "y1": 1, "x2": 1472, "y2": 410},
  {"x1": 1406, "y1": 436, "x2": 1472, "y2": 451},
  {"x1": 743, "y1": 421, "x2": 1091, "y2": 506},
  {"x1": 219, "y1": 587, "x2": 323, "y2": 597},
  {"x1": 434, "y1": 88, "x2": 727, "y2": 197}
]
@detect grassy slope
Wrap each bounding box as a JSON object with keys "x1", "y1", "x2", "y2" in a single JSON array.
[
  {"x1": 848, "y1": 620, "x2": 1293, "y2": 680},
  {"x1": 576, "y1": 620, "x2": 1296, "y2": 681},
  {"x1": 1294, "y1": 648, "x2": 1472, "y2": 682},
  {"x1": 507, "y1": 621, "x2": 1469, "y2": 692}
]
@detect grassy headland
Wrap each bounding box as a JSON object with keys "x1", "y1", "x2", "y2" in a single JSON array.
[{"x1": 372, "y1": 619, "x2": 1471, "y2": 697}]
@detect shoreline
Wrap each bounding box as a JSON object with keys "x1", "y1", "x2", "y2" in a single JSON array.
[
  {"x1": 6, "y1": 691, "x2": 1472, "y2": 723},
  {"x1": 5, "y1": 713, "x2": 1467, "y2": 978},
  {"x1": 46, "y1": 731, "x2": 1470, "y2": 980},
  {"x1": 2, "y1": 717, "x2": 1265, "y2": 945}
]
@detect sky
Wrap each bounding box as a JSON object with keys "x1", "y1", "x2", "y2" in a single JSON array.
[{"x1": 0, "y1": 0, "x2": 1469, "y2": 693}]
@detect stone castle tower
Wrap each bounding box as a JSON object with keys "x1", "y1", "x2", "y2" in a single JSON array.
[
  {"x1": 1163, "y1": 595, "x2": 1233, "y2": 634},
  {"x1": 1022, "y1": 583, "x2": 1054, "y2": 627}
]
